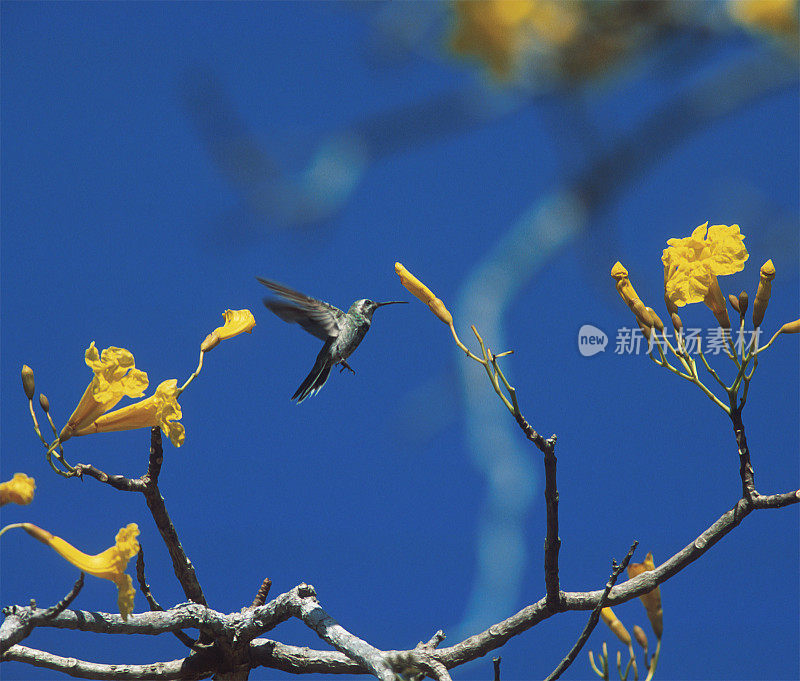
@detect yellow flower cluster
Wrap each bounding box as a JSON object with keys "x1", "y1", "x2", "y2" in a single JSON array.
[{"x1": 661, "y1": 222, "x2": 748, "y2": 310}]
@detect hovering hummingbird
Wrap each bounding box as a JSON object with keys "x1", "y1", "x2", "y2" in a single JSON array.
[{"x1": 257, "y1": 277, "x2": 407, "y2": 403}]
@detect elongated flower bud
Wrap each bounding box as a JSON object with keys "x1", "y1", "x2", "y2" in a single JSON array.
[
  {"x1": 727, "y1": 294, "x2": 740, "y2": 313},
  {"x1": 21, "y1": 366, "x2": 35, "y2": 401},
  {"x1": 633, "y1": 625, "x2": 648, "y2": 651},
  {"x1": 611, "y1": 262, "x2": 653, "y2": 328},
  {"x1": 778, "y1": 319, "x2": 800, "y2": 335},
  {"x1": 39, "y1": 393, "x2": 50, "y2": 413},
  {"x1": 646, "y1": 307, "x2": 665, "y2": 333},
  {"x1": 752, "y1": 260, "x2": 775, "y2": 328},
  {"x1": 703, "y1": 275, "x2": 730, "y2": 329},
  {"x1": 395, "y1": 262, "x2": 453, "y2": 325},
  {"x1": 738, "y1": 290, "x2": 749, "y2": 316},
  {"x1": 671, "y1": 312, "x2": 683, "y2": 334},
  {"x1": 601, "y1": 607, "x2": 631, "y2": 646}
]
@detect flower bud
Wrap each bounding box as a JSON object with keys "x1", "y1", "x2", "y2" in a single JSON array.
[
  {"x1": 703, "y1": 275, "x2": 730, "y2": 329},
  {"x1": 778, "y1": 319, "x2": 800, "y2": 335},
  {"x1": 601, "y1": 607, "x2": 631, "y2": 646},
  {"x1": 21, "y1": 365, "x2": 35, "y2": 401},
  {"x1": 200, "y1": 332, "x2": 221, "y2": 353},
  {"x1": 727, "y1": 294, "x2": 740, "y2": 313},
  {"x1": 633, "y1": 625, "x2": 648, "y2": 651},
  {"x1": 738, "y1": 290, "x2": 748, "y2": 316},
  {"x1": 39, "y1": 393, "x2": 50, "y2": 413},
  {"x1": 670, "y1": 312, "x2": 683, "y2": 333},
  {"x1": 611, "y1": 262, "x2": 654, "y2": 328},
  {"x1": 646, "y1": 308, "x2": 665, "y2": 333},
  {"x1": 752, "y1": 260, "x2": 775, "y2": 328}
]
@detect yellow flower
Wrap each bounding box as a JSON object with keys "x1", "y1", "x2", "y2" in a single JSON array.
[
  {"x1": 395, "y1": 262, "x2": 453, "y2": 325},
  {"x1": 662, "y1": 222, "x2": 748, "y2": 308},
  {"x1": 201, "y1": 309, "x2": 256, "y2": 352},
  {"x1": 627, "y1": 552, "x2": 663, "y2": 640},
  {"x1": 611, "y1": 262, "x2": 654, "y2": 328},
  {"x1": 76, "y1": 379, "x2": 185, "y2": 447},
  {"x1": 0, "y1": 473, "x2": 36, "y2": 506},
  {"x1": 22, "y1": 523, "x2": 140, "y2": 620},
  {"x1": 600, "y1": 606, "x2": 631, "y2": 646},
  {"x1": 59, "y1": 343, "x2": 148, "y2": 442}
]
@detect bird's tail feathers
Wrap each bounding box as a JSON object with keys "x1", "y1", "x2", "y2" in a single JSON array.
[{"x1": 292, "y1": 348, "x2": 333, "y2": 404}]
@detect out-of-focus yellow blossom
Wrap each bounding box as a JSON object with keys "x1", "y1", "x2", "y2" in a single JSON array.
[
  {"x1": 661, "y1": 222, "x2": 748, "y2": 308},
  {"x1": 59, "y1": 343, "x2": 148, "y2": 442},
  {"x1": 201, "y1": 309, "x2": 256, "y2": 352},
  {"x1": 752, "y1": 259, "x2": 776, "y2": 328},
  {"x1": 395, "y1": 262, "x2": 453, "y2": 325},
  {"x1": 611, "y1": 262, "x2": 653, "y2": 328},
  {"x1": 727, "y1": 0, "x2": 798, "y2": 36},
  {"x1": 75, "y1": 379, "x2": 185, "y2": 447},
  {"x1": 633, "y1": 624, "x2": 648, "y2": 651},
  {"x1": 449, "y1": 0, "x2": 580, "y2": 79},
  {"x1": 627, "y1": 552, "x2": 663, "y2": 639},
  {"x1": 600, "y1": 606, "x2": 631, "y2": 645},
  {"x1": 0, "y1": 473, "x2": 36, "y2": 506},
  {"x1": 22, "y1": 523, "x2": 140, "y2": 620}
]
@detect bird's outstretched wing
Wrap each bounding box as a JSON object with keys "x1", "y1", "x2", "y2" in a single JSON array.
[{"x1": 257, "y1": 277, "x2": 344, "y2": 340}]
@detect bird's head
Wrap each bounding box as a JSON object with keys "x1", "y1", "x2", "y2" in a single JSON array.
[{"x1": 352, "y1": 299, "x2": 408, "y2": 320}]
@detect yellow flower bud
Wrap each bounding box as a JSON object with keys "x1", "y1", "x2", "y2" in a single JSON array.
[
  {"x1": 703, "y1": 275, "x2": 730, "y2": 329},
  {"x1": 627, "y1": 552, "x2": 663, "y2": 640},
  {"x1": 778, "y1": 319, "x2": 800, "y2": 335},
  {"x1": 200, "y1": 332, "x2": 221, "y2": 353},
  {"x1": 670, "y1": 312, "x2": 683, "y2": 333},
  {"x1": 752, "y1": 259, "x2": 775, "y2": 328},
  {"x1": 727, "y1": 293, "x2": 740, "y2": 313},
  {"x1": 646, "y1": 308, "x2": 665, "y2": 333},
  {"x1": 611, "y1": 262, "x2": 654, "y2": 328},
  {"x1": 600, "y1": 607, "x2": 631, "y2": 646},
  {"x1": 738, "y1": 290, "x2": 749, "y2": 316},
  {"x1": 633, "y1": 624, "x2": 648, "y2": 651},
  {"x1": 394, "y1": 262, "x2": 453, "y2": 325},
  {"x1": 21, "y1": 365, "x2": 35, "y2": 401},
  {"x1": 39, "y1": 393, "x2": 50, "y2": 412}
]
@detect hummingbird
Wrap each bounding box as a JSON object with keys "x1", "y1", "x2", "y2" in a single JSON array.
[{"x1": 257, "y1": 277, "x2": 407, "y2": 403}]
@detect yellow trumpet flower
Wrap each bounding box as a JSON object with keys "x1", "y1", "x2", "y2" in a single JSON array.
[
  {"x1": 0, "y1": 473, "x2": 35, "y2": 506},
  {"x1": 201, "y1": 309, "x2": 256, "y2": 352},
  {"x1": 22, "y1": 523, "x2": 140, "y2": 620},
  {"x1": 75, "y1": 379, "x2": 185, "y2": 447},
  {"x1": 60, "y1": 343, "x2": 148, "y2": 442}
]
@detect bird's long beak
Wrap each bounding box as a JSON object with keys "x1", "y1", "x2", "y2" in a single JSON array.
[{"x1": 376, "y1": 301, "x2": 408, "y2": 307}]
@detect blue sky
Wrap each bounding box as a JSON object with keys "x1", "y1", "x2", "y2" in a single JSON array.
[{"x1": 2, "y1": 3, "x2": 798, "y2": 680}]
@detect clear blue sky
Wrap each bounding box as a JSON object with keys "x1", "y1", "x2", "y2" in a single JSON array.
[{"x1": 2, "y1": 3, "x2": 798, "y2": 680}]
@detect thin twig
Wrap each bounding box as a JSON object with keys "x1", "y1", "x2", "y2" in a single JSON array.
[{"x1": 545, "y1": 542, "x2": 638, "y2": 681}]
